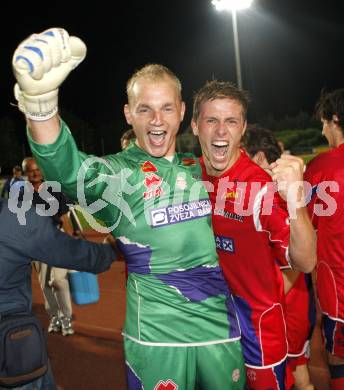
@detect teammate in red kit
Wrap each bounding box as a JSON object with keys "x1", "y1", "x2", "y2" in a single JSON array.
[
  {"x1": 243, "y1": 125, "x2": 316, "y2": 390},
  {"x1": 305, "y1": 88, "x2": 344, "y2": 390},
  {"x1": 191, "y1": 80, "x2": 316, "y2": 390}
]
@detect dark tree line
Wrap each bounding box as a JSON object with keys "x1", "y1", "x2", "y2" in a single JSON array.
[
  {"x1": 0, "y1": 116, "x2": 24, "y2": 174},
  {"x1": 259, "y1": 110, "x2": 321, "y2": 132},
  {"x1": 0, "y1": 109, "x2": 127, "y2": 175}
]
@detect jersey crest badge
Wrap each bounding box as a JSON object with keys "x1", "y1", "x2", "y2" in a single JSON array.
[
  {"x1": 143, "y1": 173, "x2": 164, "y2": 200},
  {"x1": 141, "y1": 161, "x2": 158, "y2": 173},
  {"x1": 154, "y1": 379, "x2": 178, "y2": 390},
  {"x1": 182, "y1": 157, "x2": 196, "y2": 166}
]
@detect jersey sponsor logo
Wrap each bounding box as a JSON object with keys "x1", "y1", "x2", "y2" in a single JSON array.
[
  {"x1": 141, "y1": 160, "x2": 158, "y2": 173},
  {"x1": 150, "y1": 199, "x2": 211, "y2": 227},
  {"x1": 182, "y1": 157, "x2": 196, "y2": 166},
  {"x1": 143, "y1": 173, "x2": 164, "y2": 200},
  {"x1": 213, "y1": 208, "x2": 244, "y2": 222},
  {"x1": 215, "y1": 235, "x2": 235, "y2": 253},
  {"x1": 225, "y1": 188, "x2": 243, "y2": 204},
  {"x1": 154, "y1": 379, "x2": 178, "y2": 390}
]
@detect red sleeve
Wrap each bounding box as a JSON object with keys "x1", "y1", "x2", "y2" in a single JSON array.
[{"x1": 255, "y1": 182, "x2": 291, "y2": 267}]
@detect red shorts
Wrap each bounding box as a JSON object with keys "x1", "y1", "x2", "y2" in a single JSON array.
[
  {"x1": 285, "y1": 273, "x2": 316, "y2": 357},
  {"x1": 246, "y1": 361, "x2": 286, "y2": 390}
]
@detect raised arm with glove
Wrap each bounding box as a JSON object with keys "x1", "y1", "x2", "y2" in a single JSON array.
[{"x1": 13, "y1": 27, "x2": 86, "y2": 143}]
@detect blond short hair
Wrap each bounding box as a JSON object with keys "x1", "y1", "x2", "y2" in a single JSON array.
[{"x1": 126, "y1": 64, "x2": 182, "y2": 103}]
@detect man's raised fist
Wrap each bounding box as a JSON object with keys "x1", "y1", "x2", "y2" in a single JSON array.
[{"x1": 12, "y1": 28, "x2": 86, "y2": 121}]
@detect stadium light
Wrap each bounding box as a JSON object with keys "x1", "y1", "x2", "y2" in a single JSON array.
[
  {"x1": 211, "y1": 0, "x2": 254, "y2": 89},
  {"x1": 212, "y1": 0, "x2": 253, "y2": 12}
]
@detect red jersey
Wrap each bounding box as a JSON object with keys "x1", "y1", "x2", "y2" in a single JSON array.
[
  {"x1": 305, "y1": 143, "x2": 344, "y2": 322},
  {"x1": 201, "y1": 150, "x2": 290, "y2": 367}
]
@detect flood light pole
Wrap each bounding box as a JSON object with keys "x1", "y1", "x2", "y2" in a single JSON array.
[{"x1": 212, "y1": 0, "x2": 253, "y2": 90}]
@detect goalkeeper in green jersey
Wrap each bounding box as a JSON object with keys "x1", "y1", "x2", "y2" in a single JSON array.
[{"x1": 12, "y1": 28, "x2": 245, "y2": 389}]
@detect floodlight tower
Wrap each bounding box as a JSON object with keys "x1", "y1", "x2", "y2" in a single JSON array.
[{"x1": 212, "y1": 0, "x2": 254, "y2": 89}]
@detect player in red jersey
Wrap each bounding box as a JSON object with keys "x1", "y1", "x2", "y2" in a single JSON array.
[
  {"x1": 191, "y1": 80, "x2": 316, "y2": 390},
  {"x1": 243, "y1": 125, "x2": 316, "y2": 390},
  {"x1": 304, "y1": 88, "x2": 344, "y2": 390}
]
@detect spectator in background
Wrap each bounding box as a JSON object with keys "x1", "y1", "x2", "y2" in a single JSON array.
[
  {"x1": 22, "y1": 157, "x2": 75, "y2": 336},
  {"x1": 305, "y1": 88, "x2": 344, "y2": 390},
  {"x1": 243, "y1": 125, "x2": 316, "y2": 390},
  {"x1": 1, "y1": 165, "x2": 24, "y2": 198}
]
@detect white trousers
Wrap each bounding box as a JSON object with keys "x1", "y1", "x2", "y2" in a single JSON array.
[{"x1": 34, "y1": 262, "x2": 72, "y2": 318}]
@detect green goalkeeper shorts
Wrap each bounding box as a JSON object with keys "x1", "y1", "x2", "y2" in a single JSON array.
[{"x1": 124, "y1": 337, "x2": 245, "y2": 389}]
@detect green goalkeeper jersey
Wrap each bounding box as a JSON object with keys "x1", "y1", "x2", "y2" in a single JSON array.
[{"x1": 29, "y1": 121, "x2": 240, "y2": 345}]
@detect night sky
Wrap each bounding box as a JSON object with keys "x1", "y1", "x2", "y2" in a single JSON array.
[{"x1": 1, "y1": 0, "x2": 343, "y2": 137}]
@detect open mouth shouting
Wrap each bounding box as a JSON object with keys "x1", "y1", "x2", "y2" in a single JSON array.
[
  {"x1": 211, "y1": 141, "x2": 229, "y2": 160},
  {"x1": 148, "y1": 130, "x2": 167, "y2": 146}
]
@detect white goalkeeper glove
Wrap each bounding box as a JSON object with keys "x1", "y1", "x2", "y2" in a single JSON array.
[{"x1": 12, "y1": 27, "x2": 86, "y2": 121}]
